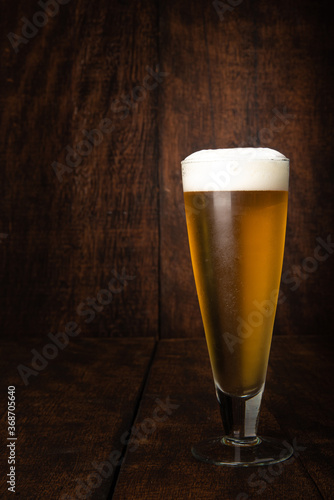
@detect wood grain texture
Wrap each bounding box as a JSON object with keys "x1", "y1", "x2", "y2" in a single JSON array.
[
  {"x1": 247, "y1": 0, "x2": 334, "y2": 338},
  {"x1": 113, "y1": 337, "x2": 333, "y2": 499},
  {"x1": 159, "y1": 0, "x2": 334, "y2": 338},
  {"x1": 266, "y1": 335, "x2": 334, "y2": 500},
  {"x1": 159, "y1": 0, "x2": 217, "y2": 339},
  {"x1": 0, "y1": 0, "x2": 333, "y2": 341},
  {"x1": 0, "y1": 0, "x2": 159, "y2": 338},
  {"x1": 0, "y1": 337, "x2": 332, "y2": 498},
  {"x1": 0, "y1": 338, "x2": 155, "y2": 499}
]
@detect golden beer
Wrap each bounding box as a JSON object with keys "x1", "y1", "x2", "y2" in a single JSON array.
[{"x1": 184, "y1": 190, "x2": 288, "y2": 397}]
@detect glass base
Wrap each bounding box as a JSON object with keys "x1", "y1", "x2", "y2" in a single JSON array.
[{"x1": 191, "y1": 436, "x2": 293, "y2": 467}]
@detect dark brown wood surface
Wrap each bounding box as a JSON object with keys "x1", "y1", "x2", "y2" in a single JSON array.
[
  {"x1": 0, "y1": 0, "x2": 333, "y2": 341},
  {"x1": 112, "y1": 336, "x2": 334, "y2": 500},
  {"x1": 267, "y1": 336, "x2": 334, "y2": 499},
  {"x1": 0, "y1": 338, "x2": 156, "y2": 499},
  {"x1": 159, "y1": 0, "x2": 334, "y2": 338},
  {"x1": 0, "y1": 0, "x2": 159, "y2": 338},
  {"x1": 0, "y1": 336, "x2": 333, "y2": 498}
]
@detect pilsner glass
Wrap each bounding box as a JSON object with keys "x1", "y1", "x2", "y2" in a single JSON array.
[{"x1": 181, "y1": 148, "x2": 293, "y2": 466}]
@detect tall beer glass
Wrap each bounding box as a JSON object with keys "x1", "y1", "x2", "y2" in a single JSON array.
[{"x1": 181, "y1": 148, "x2": 293, "y2": 466}]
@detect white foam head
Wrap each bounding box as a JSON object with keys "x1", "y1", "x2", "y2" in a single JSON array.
[{"x1": 181, "y1": 148, "x2": 289, "y2": 192}]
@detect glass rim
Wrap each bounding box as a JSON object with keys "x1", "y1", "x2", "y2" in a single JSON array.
[{"x1": 181, "y1": 157, "x2": 289, "y2": 165}]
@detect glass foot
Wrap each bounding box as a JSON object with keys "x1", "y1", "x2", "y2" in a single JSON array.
[{"x1": 191, "y1": 436, "x2": 293, "y2": 467}]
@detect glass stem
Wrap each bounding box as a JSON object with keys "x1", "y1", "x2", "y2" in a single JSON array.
[{"x1": 216, "y1": 386, "x2": 264, "y2": 446}]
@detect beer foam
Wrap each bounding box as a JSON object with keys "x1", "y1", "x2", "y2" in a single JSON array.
[{"x1": 181, "y1": 148, "x2": 289, "y2": 191}]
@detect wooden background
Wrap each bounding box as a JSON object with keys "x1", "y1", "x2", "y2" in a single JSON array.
[{"x1": 0, "y1": 0, "x2": 333, "y2": 341}]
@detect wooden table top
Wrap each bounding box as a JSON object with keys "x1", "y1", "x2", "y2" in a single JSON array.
[{"x1": 1, "y1": 335, "x2": 333, "y2": 499}]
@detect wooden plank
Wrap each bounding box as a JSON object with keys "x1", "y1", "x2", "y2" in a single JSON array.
[
  {"x1": 0, "y1": 338, "x2": 155, "y2": 499},
  {"x1": 159, "y1": 0, "x2": 334, "y2": 338},
  {"x1": 1, "y1": 0, "x2": 332, "y2": 342},
  {"x1": 159, "y1": 0, "x2": 217, "y2": 339},
  {"x1": 0, "y1": 0, "x2": 159, "y2": 338},
  {"x1": 266, "y1": 335, "x2": 334, "y2": 500},
  {"x1": 157, "y1": 0, "x2": 258, "y2": 338},
  {"x1": 113, "y1": 337, "x2": 327, "y2": 499},
  {"x1": 158, "y1": 0, "x2": 271, "y2": 339},
  {"x1": 246, "y1": 0, "x2": 334, "y2": 338}
]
